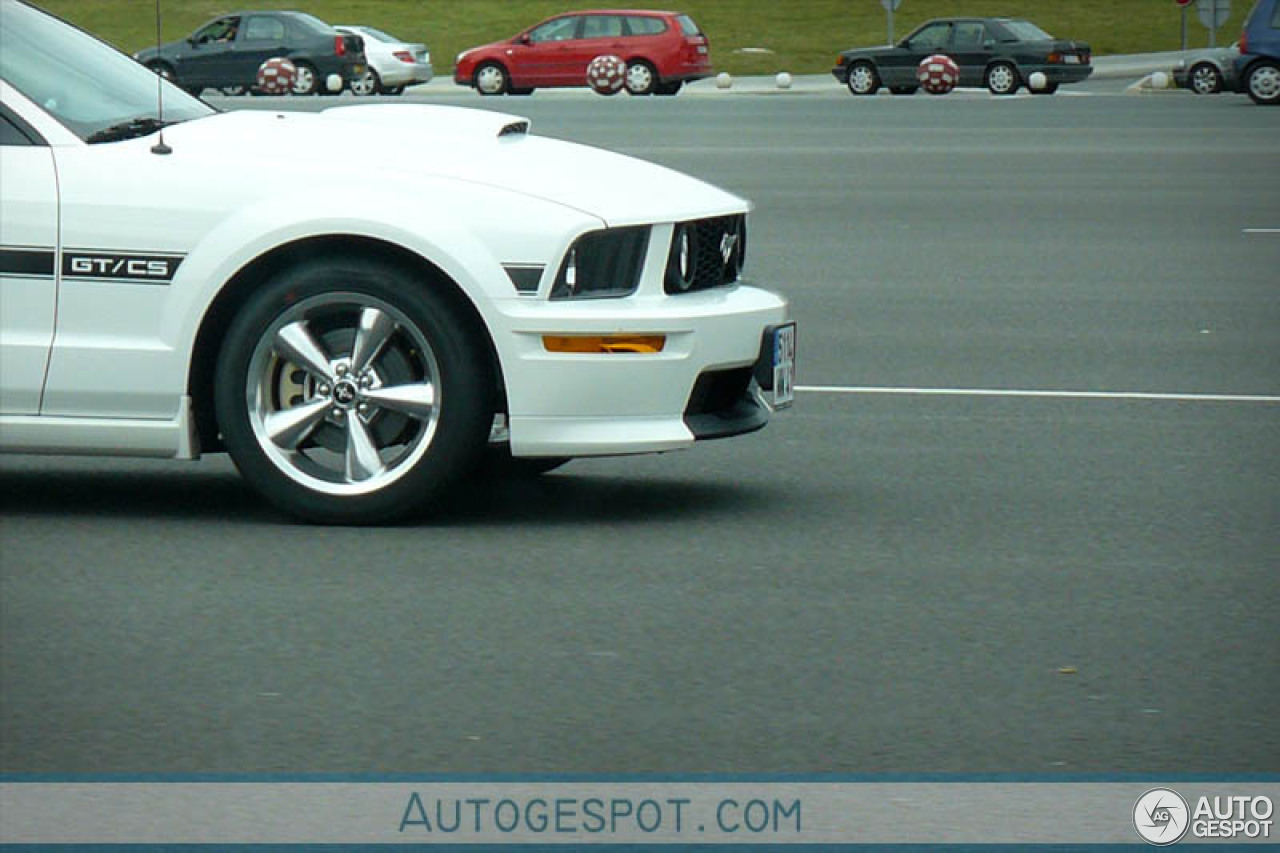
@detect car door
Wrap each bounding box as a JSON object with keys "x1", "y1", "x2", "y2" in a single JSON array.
[
  {"x1": 179, "y1": 16, "x2": 242, "y2": 87},
  {"x1": 0, "y1": 103, "x2": 58, "y2": 415},
  {"x1": 573, "y1": 14, "x2": 626, "y2": 79},
  {"x1": 881, "y1": 20, "x2": 953, "y2": 87},
  {"x1": 948, "y1": 21, "x2": 990, "y2": 87},
  {"x1": 236, "y1": 15, "x2": 288, "y2": 86},
  {"x1": 514, "y1": 15, "x2": 582, "y2": 85}
]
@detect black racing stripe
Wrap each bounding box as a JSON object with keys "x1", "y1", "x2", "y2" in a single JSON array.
[{"x1": 0, "y1": 247, "x2": 56, "y2": 278}]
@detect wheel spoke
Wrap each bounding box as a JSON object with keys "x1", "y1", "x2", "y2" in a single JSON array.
[
  {"x1": 264, "y1": 398, "x2": 330, "y2": 450},
  {"x1": 344, "y1": 413, "x2": 386, "y2": 482},
  {"x1": 350, "y1": 307, "x2": 396, "y2": 376},
  {"x1": 363, "y1": 381, "x2": 435, "y2": 419},
  {"x1": 276, "y1": 321, "x2": 335, "y2": 381}
]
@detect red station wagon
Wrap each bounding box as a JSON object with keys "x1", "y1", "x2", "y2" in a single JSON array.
[{"x1": 454, "y1": 9, "x2": 712, "y2": 96}]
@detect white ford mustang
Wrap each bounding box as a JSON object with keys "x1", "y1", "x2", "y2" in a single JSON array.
[{"x1": 0, "y1": 0, "x2": 795, "y2": 523}]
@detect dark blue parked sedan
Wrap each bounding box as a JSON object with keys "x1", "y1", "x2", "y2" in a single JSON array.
[
  {"x1": 135, "y1": 11, "x2": 365, "y2": 96},
  {"x1": 833, "y1": 17, "x2": 1092, "y2": 96}
]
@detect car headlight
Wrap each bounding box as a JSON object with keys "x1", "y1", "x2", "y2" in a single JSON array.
[{"x1": 550, "y1": 226, "x2": 650, "y2": 300}]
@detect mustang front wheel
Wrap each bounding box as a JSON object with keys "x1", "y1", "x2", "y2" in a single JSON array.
[{"x1": 215, "y1": 259, "x2": 493, "y2": 523}]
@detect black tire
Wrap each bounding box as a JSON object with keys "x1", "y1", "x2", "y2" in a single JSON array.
[
  {"x1": 146, "y1": 61, "x2": 176, "y2": 81},
  {"x1": 1030, "y1": 82, "x2": 1059, "y2": 95},
  {"x1": 1188, "y1": 62, "x2": 1223, "y2": 95},
  {"x1": 351, "y1": 67, "x2": 381, "y2": 96},
  {"x1": 474, "y1": 61, "x2": 510, "y2": 95},
  {"x1": 219, "y1": 85, "x2": 249, "y2": 96},
  {"x1": 214, "y1": 257, "x2": 494, "y2": 524},
  {"x1": 508, "y1": 86, "x2": 536, "y2": 96},
  {"x1": 985, "y1": 61, "x2": 1020, "y2": 95},
  {"x1": 624, "y1": 60, "x2": 658, "y2": 95},
  {"x1": 655, "y1": 80, "x2": 683, "y2": 96},
  {"x1": 888, "y1": 85, "x2": 918, "y2": 95},
  {"x1": 846, "y1": 61, "x2": 880, "y2": 95},
  {"x1": 290, "y1": 61, "x2": 319, "y2": 95},
  {"x1": 1245, "y1": 60, "x2": 1280, "y2": 105},
  {"x1": 384, "y1": 86, "x2": 405, "y2": 96}
]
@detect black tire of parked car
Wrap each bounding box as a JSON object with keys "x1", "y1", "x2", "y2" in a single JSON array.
[
  {"x1": 290, "y1": 60, "x2": 320, "y2": 95},
  {"x1": 846, "y1": 61, "x2": 881, "y2": 95},
  {"x1": 1244, "y1": 59, "x2": 1280, "y2": 105},
  {"x1": 1189, "y1": 62, "x2": 1224, "y2": 95},
  {"x1": 654, "y1": 81, "x2": 683, "y2": 95},
  {"x1": 985, "y1": 61, "x2": 1021, "y2": 95},
  {"x1": 214, "y1": 257, "x2": 494, "y2": 524},
  {"x1": 624, "y1": 60, "x2": 659, "y2": 95},
  {"x1": 474, "y1": 61, "x2": 510, "y2": 95},
  {"x1": 1031, "y1": 82, "x2": 1060, "y2": 94},
  {"x1": 889, "y1": 85, "x2": 918, "y2": 95},
  {"x1": 351, "y1": 68, "x2": 381, "y2": 96}
]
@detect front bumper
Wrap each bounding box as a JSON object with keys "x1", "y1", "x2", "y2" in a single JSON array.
[{"x1": 496, "y1": 284, "x2": 792, "y2": 458}]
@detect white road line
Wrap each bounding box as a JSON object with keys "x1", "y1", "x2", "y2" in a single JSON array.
[
  {"x1": 1243, "y1": 228, "x2": 1280, "y2": 234},
  {"x1": 797, "y1": 385, "x2": 1280, "y2": 404}
]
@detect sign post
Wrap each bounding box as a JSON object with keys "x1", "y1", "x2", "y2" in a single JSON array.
[
  {"x1": 1177, "y1": 0, "x2": 1192, "y2": 50},
  {"x1": 881, "y1": 0, "x2": 902, "y2": 45},
  {"x1": 1196, "y1": 0, "x2": 1231, "y2": 47}
]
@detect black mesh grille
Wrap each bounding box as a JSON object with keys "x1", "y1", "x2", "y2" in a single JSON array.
[{"x1": 665, "y1": 214, "x2": 746, "y2": 294}]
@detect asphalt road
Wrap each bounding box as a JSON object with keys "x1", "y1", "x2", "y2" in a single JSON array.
[{"x1": 2, "y1": 88, "x2": 1277, "y2": 776}]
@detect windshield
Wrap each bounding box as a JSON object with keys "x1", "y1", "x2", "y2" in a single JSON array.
[
  {"x1": 999, "y1": 20, "x2": 1055, "y2": 42},
  {"x1": 0, "y1": 0, "x2": 213, "y2": 141}
]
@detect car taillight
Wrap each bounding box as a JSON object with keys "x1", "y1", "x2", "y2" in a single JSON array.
[
  {"x1": 1240, "y1": 30, "x2": 1248, "y2": 53},
  {"x1": 334, "y1": 35, "x2": 346, "y2": 56},
  {"x1": 393, "y1": 50, "x2": 414, "y2": 63},
  {"x1": 1047, "y1": 52, "x2": 1061, "y2": 63}
]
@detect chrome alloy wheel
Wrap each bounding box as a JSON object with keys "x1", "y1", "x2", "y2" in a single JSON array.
[
  {"x1": 291, "y1": 63, "x2": 317, "y2": 95},
  {"x1": 350, "y1": 68, "x2": 380, "y2": 96},
  {"x1": 245, "y1": 293, "x2": 442, "y2": 497},
  {"x1": 986, "y1": 63, "x2": 1019, "y2": 95},
  {"x1": 848, "y1": 63, "x2": 878, "y2": 95},
  {"x1": 1189, "y1": 63, "x2": 1222, "y2": 95}
]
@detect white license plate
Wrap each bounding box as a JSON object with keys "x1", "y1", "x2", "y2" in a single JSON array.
[
  {"x1": 771, "y1": 323, "x2": 796, "y2": 409},
  {"x1": 1063, "y1": 55, "x2": 1080, "y2": 64}
]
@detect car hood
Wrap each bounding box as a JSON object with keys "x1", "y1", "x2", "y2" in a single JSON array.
[{"x1": 160, "y1": 105, "x2": 745, "y2": 226}]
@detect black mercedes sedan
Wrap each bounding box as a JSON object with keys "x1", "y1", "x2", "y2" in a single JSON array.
[
  {"x1": 833, "y1": 17, "x2": 1092, "y2": 96},
  {"x1": 135, "y1": 11, "x2": 365, "y2": 96}
]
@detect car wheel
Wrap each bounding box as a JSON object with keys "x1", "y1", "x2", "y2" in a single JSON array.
[
  {"x1": 888, "y1": 85, "x2": 918, "y2": 95},
  {"x1": 214, "y1": 258, "x2": 494, "y2": 524},
  {"x1": 508, "y1": 86, "x2": 536, "y2": 96},
  {"x1": 383, "y1": 86, "x2": 405, "y2": 96},
  {"x1": 1245, "y1": 60, "x2": 1280, "y2": 105},
  {"x1": 985, "y1": 61, "x2": 1020, "y2": 95},
  {"x1": 290, "y1": 61, "x2": 319, "y2": 95},
  {"x1": 1188, "y1": 62, "x2": 1223, "y2": 95},
  {"x1": 351, "y1": 67, "x2": 381, "y2": 96},
  {"x1": 655, "y1": 80, "x2": 683, "y2": 96},
  {"x1": 219, "y1": 85, "x2": 249, "y2": 96},
  {"x1": 624, "y1": 60, "x2": 658, "y2": 95},
  {"x1": 147, "y1": 61, "x2": 176, "y2": 81},
  {"x1": 474, "y1": 62, "x2": 509, "y2": 95},
  {"x1": 846, "y1": 61, "x2": 880, "y2": 95}
]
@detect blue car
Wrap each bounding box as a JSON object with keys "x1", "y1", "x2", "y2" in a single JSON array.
[{"x1": 1235, "y1": 0, "x2": 1280, "y2": 104}]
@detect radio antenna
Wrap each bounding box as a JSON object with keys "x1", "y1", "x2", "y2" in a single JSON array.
[{"x1": 150, "y1": 0, "x2": 172, "y2": 155}]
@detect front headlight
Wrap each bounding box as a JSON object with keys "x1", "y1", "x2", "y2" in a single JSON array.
[{"x1": 550, "y1": 227, "x2": 650, "y2": 300}]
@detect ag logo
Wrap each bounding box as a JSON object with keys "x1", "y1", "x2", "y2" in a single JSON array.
[{"x1": 1134, "y1": 788, "x2": 1190, "y2": 846}]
